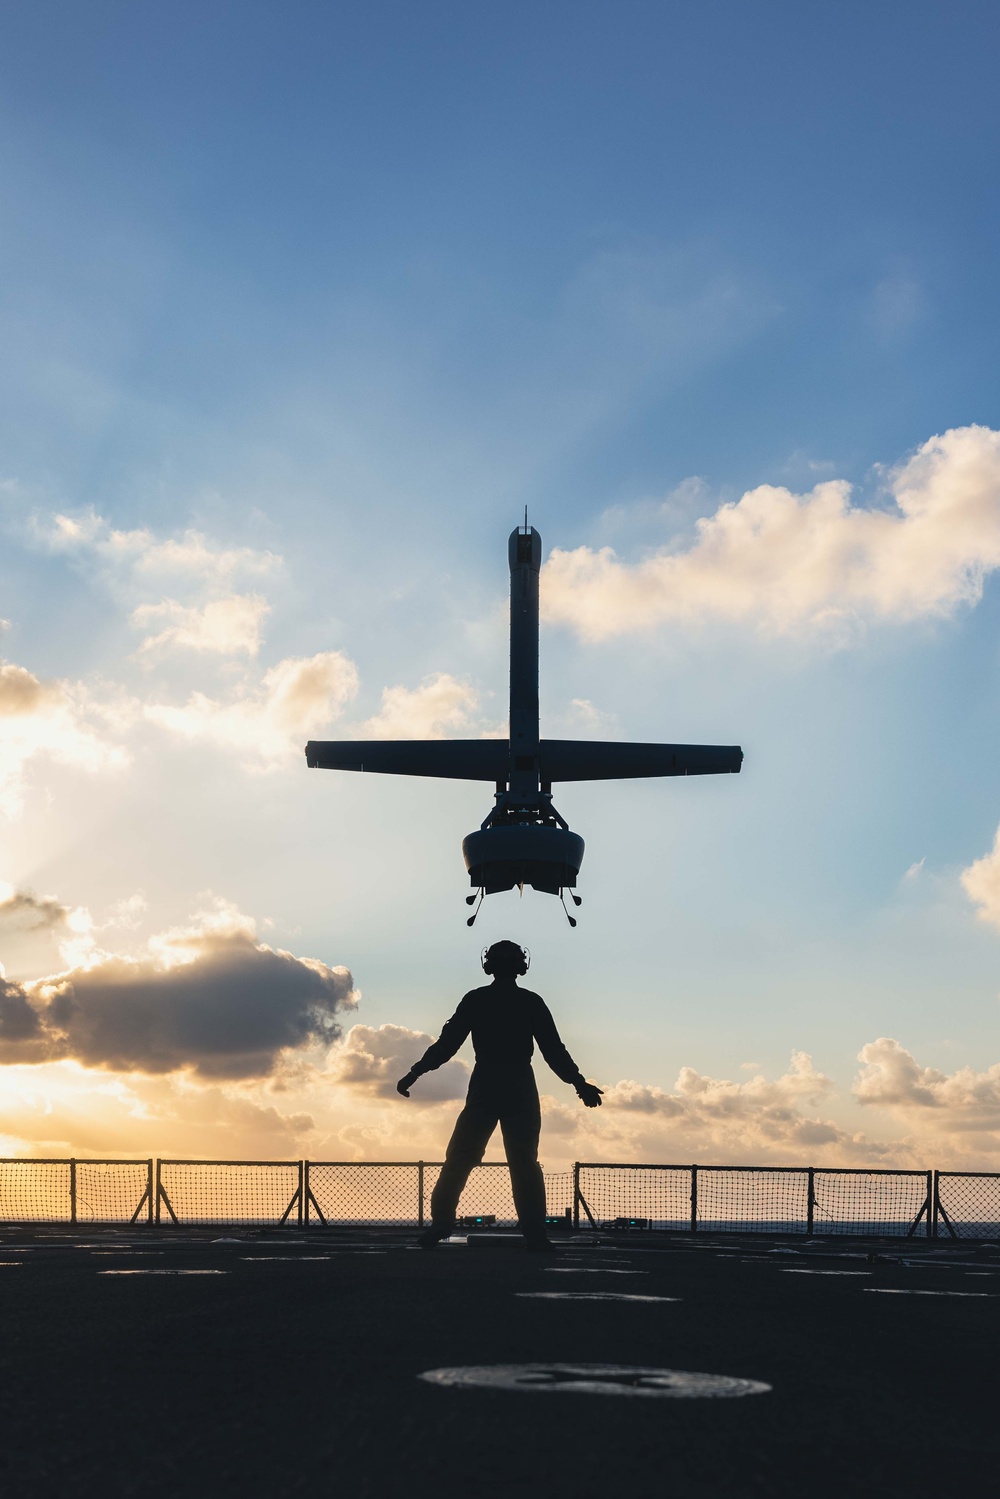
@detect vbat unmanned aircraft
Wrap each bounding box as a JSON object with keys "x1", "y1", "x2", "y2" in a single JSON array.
[{"x1": 306, "y1": 522, "x2": 742, "y2": 925}]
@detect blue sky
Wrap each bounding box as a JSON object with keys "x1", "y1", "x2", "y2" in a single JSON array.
[{"x1": 2, "y1": 1, "x2": 1000, "y2": 1166}]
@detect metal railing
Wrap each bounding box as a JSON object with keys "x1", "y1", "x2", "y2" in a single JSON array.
[{"x1": 0, "y1": 1158, "x2": 996, "y2": 1237}]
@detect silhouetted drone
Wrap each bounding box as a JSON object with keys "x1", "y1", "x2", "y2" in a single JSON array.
[{"x1": 306, "y1": 523, "x2": 742, "y2": 924}]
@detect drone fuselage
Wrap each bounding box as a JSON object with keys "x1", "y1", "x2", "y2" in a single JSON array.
[{"x1": 305, "y1": 523, "x2": 742, "y2": 914}]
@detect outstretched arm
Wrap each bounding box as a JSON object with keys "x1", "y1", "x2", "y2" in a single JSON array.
[
  {"x1": 397, "y1": 1000, "x2": 472, "y2": 1097},
  {"x1": 531, "y1": 996, "x2": 603, "y2": 1108}
]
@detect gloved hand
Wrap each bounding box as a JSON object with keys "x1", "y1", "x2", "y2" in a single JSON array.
[
  {"x1": 396, "y1": 1071, "x2": 417, "y2": 1098},
  {"x1": 576, "y1": 1081, "x2": 604, "y2": 1109}
]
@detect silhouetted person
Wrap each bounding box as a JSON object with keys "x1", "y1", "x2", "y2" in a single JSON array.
[{"x1": 396, "y1": 940, "x2": 603, "y2": 1251}]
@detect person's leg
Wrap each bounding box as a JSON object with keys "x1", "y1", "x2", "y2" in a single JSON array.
[
  {"x1": 426, "y1": 1094, "x2": 498, "y2": 1232},
  {"x1": 499, "y1": 1072, "x2": 548, "y2": 1247}
]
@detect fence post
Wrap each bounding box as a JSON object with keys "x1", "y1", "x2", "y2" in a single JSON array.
[
  {"x1": 573, "y1": 1162, "x2": 580, "y2": 1230},
  {"x1": 418, "y1": 1162, "x2": 425, "y2": 1228},
  {"x1": 690, "y1": 1166, "x2": 698, "y2": 1233},
  {"x1": 925, "y1": 1170, "x2": 932, "y2": 1239},
  {"x1": 298, "y1": 1161, "x2": 305, "y2": 1228},
  {"x1": 69, "y1": 1159, "x2": 76, "y2": 1225},
  {"x1": 147, "y1": 1159, "x2": 154, "y2": 1225},
  {"x1": 154, "y1": 1159, "x2": 161, "y2": 1226},
  {"x1": 807, "y1": 1168, "x2": 815, "y2": 1235},
  {"x1": 932, "y1": 1170, "x2": 939, "y2": 1239}
]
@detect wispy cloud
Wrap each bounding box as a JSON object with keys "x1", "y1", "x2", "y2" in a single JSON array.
[{"x1": 43, "y1": 511, "x2": 280, "y2": 584}]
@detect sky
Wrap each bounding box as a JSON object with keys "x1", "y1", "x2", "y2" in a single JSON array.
[{"x1": 2, "y1": 0, "x2": 1000, "y2": 1172}]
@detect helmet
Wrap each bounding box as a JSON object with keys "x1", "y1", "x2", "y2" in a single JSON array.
[{"x1": 481, "y1": 940, "x2": 530, "y2": 976}]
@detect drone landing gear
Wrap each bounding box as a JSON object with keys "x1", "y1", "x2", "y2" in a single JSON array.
[
  {"x1": 466, "y1": 889, "x2": 485, "y2": 927},
  {"x1": 559, "y1": 888, "x2": 581, "y2": 927}
]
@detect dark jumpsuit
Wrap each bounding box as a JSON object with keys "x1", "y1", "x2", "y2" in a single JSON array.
[{"x1": 411, "y1": 978, "x2": 586, "y2": 1239}]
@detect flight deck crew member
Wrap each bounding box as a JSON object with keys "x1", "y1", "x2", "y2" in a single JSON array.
[{"x1": 396, "y1": 940, "x2": 603, "y2": 1252}]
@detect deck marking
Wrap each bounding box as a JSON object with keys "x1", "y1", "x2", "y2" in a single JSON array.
[
  {"x1": 516, "y1": 1292, "x2": 679, "y2": 1303},
  {"x1": 863, "y1": 1287, "x2": 993, "y2": 1297},
  {"x1": 419, "y1": 1363, "x2": 770, "y2": 1399},
  {"x1": 544, "y1": 1266, "x2": 646, "y2": 1275},
  {"x1": 98, "y1": 1268, "x2": 228, "y2": 1276},
  {"x1": 781, "y1": 1269, "x2": 871, "y2": 1276}
]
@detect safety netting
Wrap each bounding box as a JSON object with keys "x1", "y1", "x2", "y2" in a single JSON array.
[
  {"x1": 935, "y1": 1173, "x2": 1000, "y2": 1240},
  {"x1": 157, "y1": 1161, "x2": 301, "y2": 1226},
  {"x1": 306, "y1": 1163, "x2": 421, "y2": 1225},
  {"x1": 812, "y1": 1170, "x2": 931, "y2": 1237},
  {"x1": 0, "y1": 1158, "x2": 988, "y2": 1236},
  {"x1": 0, "y1": 1159, "x2": 72, "y2": 1221},
  {"x1": 76, "y1": 1161, "x2": 152, "y2": 1223},
  {"x1": 305, "y1": 1162, "x2": 572, "y2": 1226},
  {"x1": 696, "y1": 1168, "x2": 811, "y2": 1233},
  {"x1": 577, "y1": 1164, "x2": 692, "y2": 1229},
  {"x1": 420, "y1": 1163, "x2": 572, "y2": 1226}
]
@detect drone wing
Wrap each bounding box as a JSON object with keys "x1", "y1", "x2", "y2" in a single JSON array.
[
  {"x1": 538, "y1": 740, "x2": 742, "y2": 781},
  {"x1": 305, "y1": 739, "x2": 509, "y2": 781},
  {"x1": 306, "y1": 738, "x2": 742, "y2": 782}
]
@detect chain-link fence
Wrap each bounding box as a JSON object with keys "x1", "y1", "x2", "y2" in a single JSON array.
[
  {"x1": 0, "y1": 1159, "x2": 152, "y2": 1223},
  {"x1": 2, "y1": 1159, "x2": 999, "y2": 1235}
]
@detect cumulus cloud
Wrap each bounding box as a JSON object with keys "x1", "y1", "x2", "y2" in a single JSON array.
[
  {"x1": 0, "y1": 979, "x2": 44, "y2": 1042},
  {"x1": 357, "y1": 673, "x2": 491, "y2": 740},
  {"x1": 855, "y1": 1037, "x2": 1000, "y2": 1122},
  {"x1": 542, "y1": 425, "x2": 1000, "y2": 640},
  {"x1": 0, "y1": 899, "x2": 358, "y2": 1078},
  {"x1": 569, "y1": 1051, "x2": 873, "y2": 1164},
  {"x1": 331, "y1": 1023, "x2": 470, "y2": 1102},
  {"x1": 960, "y1": 826, "x2": 1000, "y2": 928},
  {"x1": 0, "y1": 657, "x2": 131, "y2": 815},
  {"x1": 0, "y1": 883, "x2": 94, "y2": 978},
  {"x1": 145, "y1": 650, "x2": 359, "y2": 762},
  {"x1": 323, "y1": 1038, "x2": 885, "y2": 1165},
  {"x1": 131, "y1": 594, "x2": 271, "y2": 658},
  {"x1": 852, "y1": 1039, "x2": 1000, "y2": 1163}
]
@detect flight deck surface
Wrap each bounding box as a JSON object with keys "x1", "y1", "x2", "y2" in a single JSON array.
[{"x1": 0, "y1": 1227, "x2": 993, "y2": 1497}]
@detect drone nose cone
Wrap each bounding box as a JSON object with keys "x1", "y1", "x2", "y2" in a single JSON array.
[{"x1": 508, "y1": 526, "x2": 542, "y2": 572}]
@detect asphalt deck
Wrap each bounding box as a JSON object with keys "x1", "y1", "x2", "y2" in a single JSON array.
[{"x1": 0, "y1": 1226, "x2": 995, "y2": 1498}]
